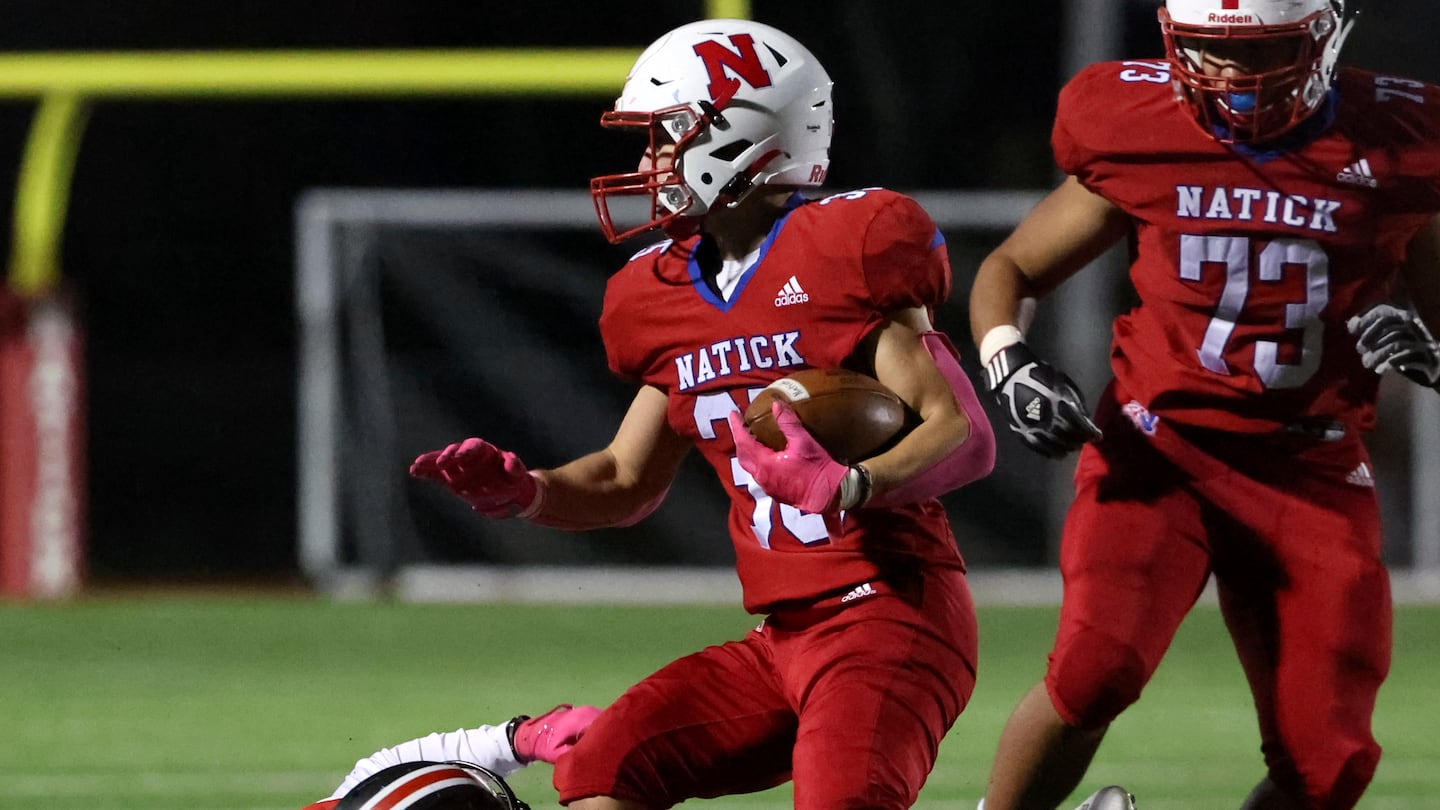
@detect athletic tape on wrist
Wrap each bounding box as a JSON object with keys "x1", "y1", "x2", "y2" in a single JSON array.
[
  {"x1": 854, "y1": 463, "x2": 873, "y2": 508},
  {"x1": 979, "y1": 324, "x2": 1024, "y2": 366},
  {"x1": 518, "y1": 473, "x2": 547, "y2": 520},
  {"x1": 838, "y1": 466, "x2": 859, "y2": 510}
]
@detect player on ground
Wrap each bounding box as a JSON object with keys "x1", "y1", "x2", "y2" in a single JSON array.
[
  {"x1": 969, "y1": 1, "x2": 1440, "y2": 808},
  {"x1": 299, "y1": 705, "x2": 600, "y2": 810},
  {"x1": 322, "y1": 761, "x2": 530, "y2": 810},
  {"x1": 411, "y1": 18, "x2": 996, "y2": 810}
]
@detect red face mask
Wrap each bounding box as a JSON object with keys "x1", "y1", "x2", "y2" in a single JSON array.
[{"x1": 1160, "y1": 6, "x2": 1338, "y2": 143}]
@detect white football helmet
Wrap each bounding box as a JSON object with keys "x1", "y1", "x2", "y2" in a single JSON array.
[
  {"x1": 1159, "y1": 0, "x2": 1352, "y2": 143},
  {"x1": 590, "y1": 19, "x2": 834, "y2": 243}
]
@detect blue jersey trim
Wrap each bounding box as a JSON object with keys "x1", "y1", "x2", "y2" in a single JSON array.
[{"x1": 688, "y1": 194, "x2": 808, "y2": 312}]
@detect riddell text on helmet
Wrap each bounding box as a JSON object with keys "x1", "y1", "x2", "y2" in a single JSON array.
[{"x1": 1207, "y1": 13, "x2": 1256, "y2": 23}]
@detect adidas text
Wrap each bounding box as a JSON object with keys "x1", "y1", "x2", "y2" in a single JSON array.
[
  {"x1": 775, "y1": 275, "x2": 810, "y2": 307},
  {"x1": 1337, "y1": 157, "x2": 1378, "y2": 188}
]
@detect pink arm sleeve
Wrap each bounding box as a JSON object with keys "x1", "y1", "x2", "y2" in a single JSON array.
[{"x1": 867, "y1": 331, "x2": 995, "y2": 507}]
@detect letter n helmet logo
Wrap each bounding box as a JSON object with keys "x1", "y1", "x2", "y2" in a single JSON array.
[{"x1": 692, "y1": 34, "x2": 773, "y2": 102}]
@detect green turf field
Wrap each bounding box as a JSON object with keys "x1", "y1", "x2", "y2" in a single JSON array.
[{"x1": 1, "y1": 595, "x2": 1436, "y2": 810}]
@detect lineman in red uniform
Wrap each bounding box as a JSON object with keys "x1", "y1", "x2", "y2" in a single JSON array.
[
  {"x1": 970, "y1": 1, "x2": 1440, "y2": 808},
  {"x1": 410, "y1": 19, "x2": 997, "y2": 810}
]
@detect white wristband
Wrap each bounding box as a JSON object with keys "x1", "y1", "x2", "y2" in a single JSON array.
[
  {"x1": 518, "y1": 472, "x2": 547, "y2": 520},
  {"x1": 979, "y1": 325, "x2": 1025, "y2": 366},
  {"x1": 838, "y1": 467, "x2": 861, "y2": 510},
  {"x1": 837, "y1": 464, "x2": 873, "y2": 511}
]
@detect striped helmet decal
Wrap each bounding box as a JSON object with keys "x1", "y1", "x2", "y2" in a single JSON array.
[{"x1": 356, "y1": 764, "x2": 483, "y2": 810}]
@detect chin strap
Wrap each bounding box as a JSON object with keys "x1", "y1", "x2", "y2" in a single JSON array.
[{"x1": 866, "y1": 331, "x2": 996, "y2": 507}]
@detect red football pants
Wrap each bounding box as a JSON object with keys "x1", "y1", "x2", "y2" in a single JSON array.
[
  {"x1": 553, "y1": 567, "x2": 977, "y2": 809},
  {"x1": 1048, "y1": 388, "x2": 1390, "y2": 809}
]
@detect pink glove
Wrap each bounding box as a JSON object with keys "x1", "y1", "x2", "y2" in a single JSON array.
[
  {"x1": 409, "y1": 438, "x2": 541, "y2": 519},
  {"x1": 511, "y1": 704, "x2": 603, "y2": 764},
  {"x1": 729, "y1": 402, "x2": 848, "y2": 514}
]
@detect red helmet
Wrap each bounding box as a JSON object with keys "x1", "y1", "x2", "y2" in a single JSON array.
[
  {"x1": 590, "y1": 19, "x2": 833, "y2": 243},
  {"x1": 1159, "y1": 0, "x2": 1352, "y2": 143}
]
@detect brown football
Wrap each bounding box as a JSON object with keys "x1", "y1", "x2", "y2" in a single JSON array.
[{"x1": 742, "y1": 368, "x2": 909, "y2": 463}]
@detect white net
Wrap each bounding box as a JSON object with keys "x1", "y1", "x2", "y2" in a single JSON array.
[{"x1": 295, "y1": 188, "x2": 1439, "y2": 600}]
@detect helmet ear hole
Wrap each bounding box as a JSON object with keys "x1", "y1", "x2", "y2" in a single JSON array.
[{"x1": 709, "y1": 140, "x2": 753, "y2": 162}]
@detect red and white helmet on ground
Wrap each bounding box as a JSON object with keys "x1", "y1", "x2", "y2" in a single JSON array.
[
  {"x1": 334, "y1": 761, "x2": 528, "y2": 810},
  {"x1": 1159, "y1": 0, "x2": 1352, "y2": 143},
  {"x1": 590, "y1": 18, "x2": 834, "y2": 243}
]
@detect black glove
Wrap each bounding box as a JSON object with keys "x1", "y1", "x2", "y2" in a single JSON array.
[
  {"x1": 985, "y1": 342, "x2": 1102, "y2": 458},
  {"x1": 1347, "y1": 304, "x2": 1440, "y2": 388}
]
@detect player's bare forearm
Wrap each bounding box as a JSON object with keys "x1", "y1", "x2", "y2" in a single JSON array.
[
  {"x1": 530, "y1": 451, "x2": 647, "y2": 530},
  {"x1": 858, "y1": 311, "x2": 972, "y2": 498},
  {"x1": 863, "y1": 410, "x2": 968, "y2": 500},
  {"x1": 971, "y1": 176, "x2": 1129, "y2": 344},
  {"x1": 530, "y1": 385, "x2": 688, "y2": 530},
  {"x1": 970, "y1": 254, "x2": 1040, "y2": 344},
  {"x1": 1402, "y1": 213, "x2": 1440, "y2": 336}
]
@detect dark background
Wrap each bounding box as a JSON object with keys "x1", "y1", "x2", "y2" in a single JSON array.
[{"x1": 1, "y1": 1, "x2": 1436, "y2": 579}]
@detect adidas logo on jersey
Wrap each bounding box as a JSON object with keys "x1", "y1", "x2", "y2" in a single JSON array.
[
  {"x1": 1345, "y1": 462, "x2": 1376, "y2": 488},
  {"x1": 774, "y1": 275, "x2": 810, "y2": 307},
  {"x1": 1336, "y1": 158, "x2": 1378, "y2": 188},
  {"x1": 841, "y1": 582, "x2": 877, "y2": 603}
]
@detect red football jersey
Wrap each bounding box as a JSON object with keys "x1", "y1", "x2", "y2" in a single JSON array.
[
  {"x1": 1054, "y1": 62, "x2": 1440, "y2": 434},
  {"x1": 600, "y1": 189, "x2": 963, "y2": 614}
]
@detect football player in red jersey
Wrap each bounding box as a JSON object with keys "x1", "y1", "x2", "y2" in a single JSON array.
[
  {"x1": 410, "y1": 18, "x2": 996, "y2": 810},
  {"x1": 970, "y1": 1, "x2": 1440, "y2": 808}
]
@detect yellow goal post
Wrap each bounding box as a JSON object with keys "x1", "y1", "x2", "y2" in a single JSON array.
[
  {"x1": 0, "y1": 1, "x2": 750, "y2": 599},
  {"x1": 0, "y1": 0, "x2": 751, "y2": 298}
]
